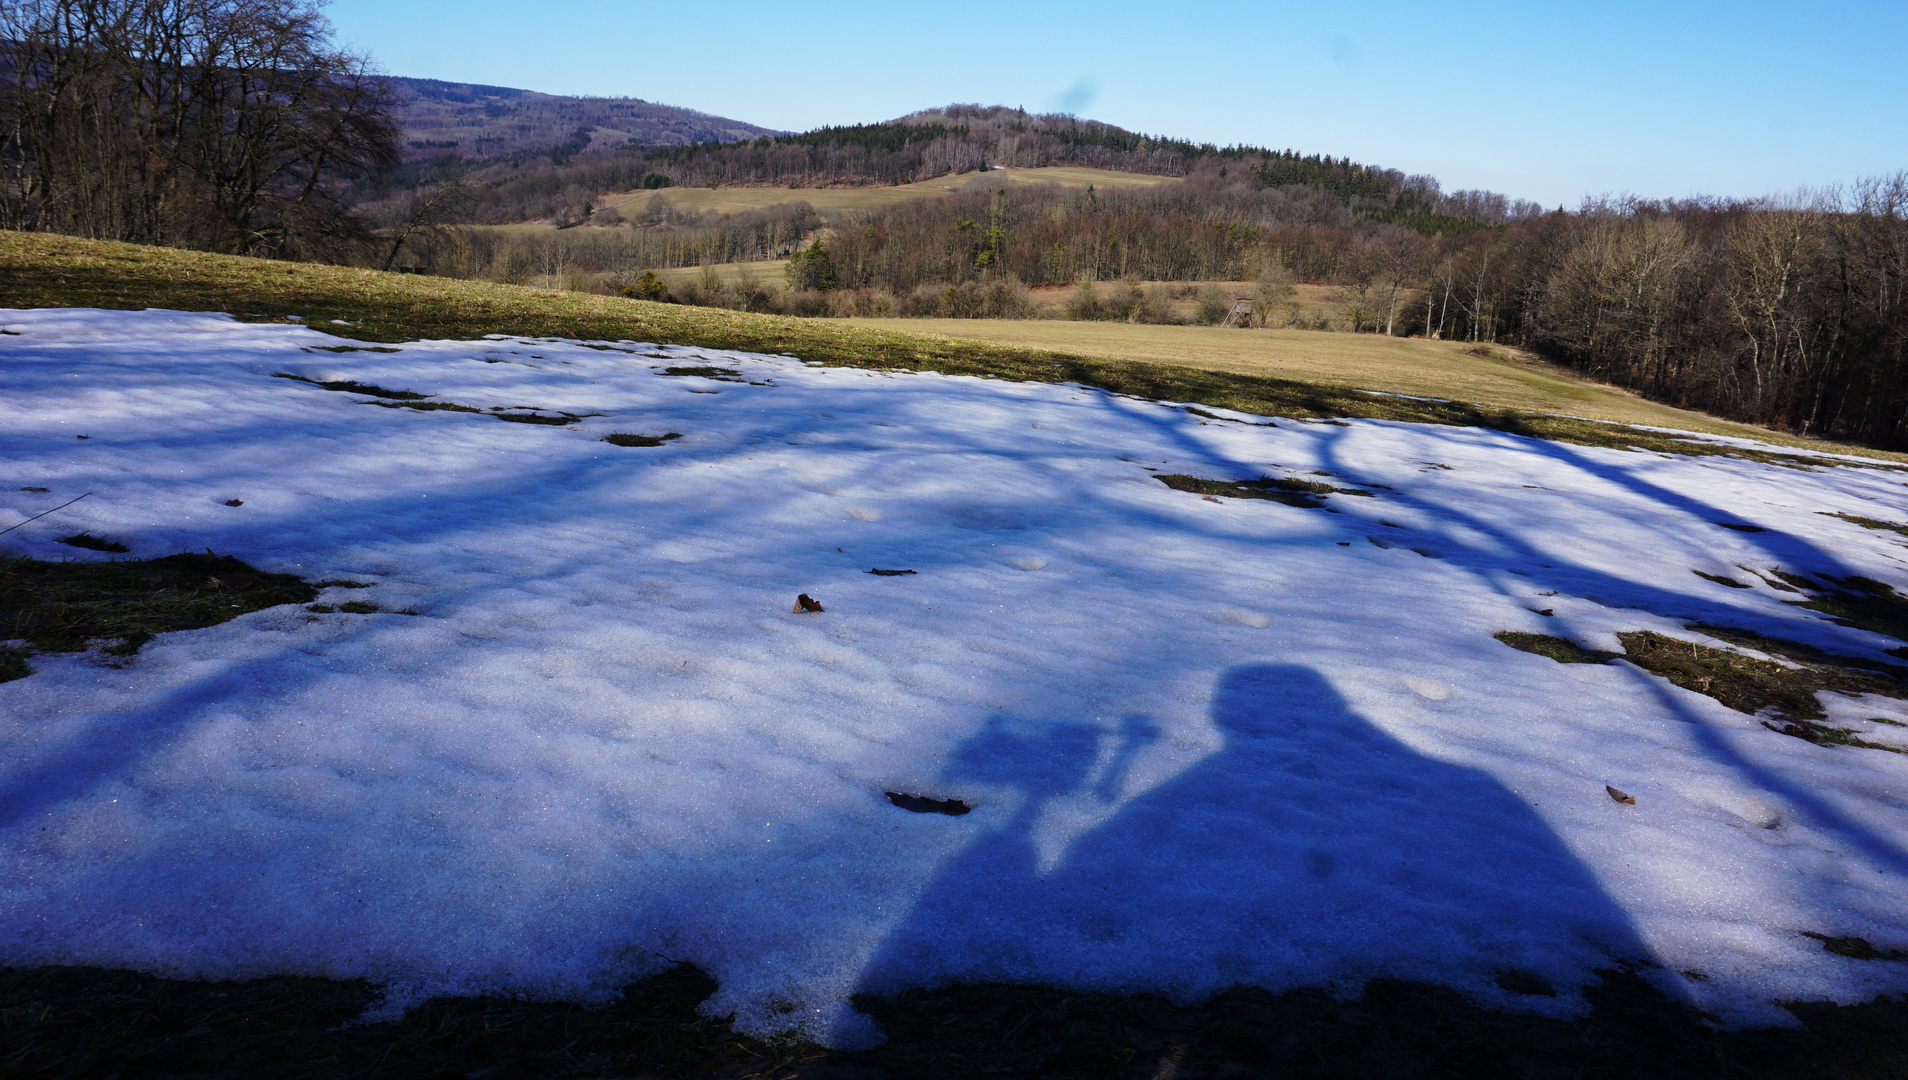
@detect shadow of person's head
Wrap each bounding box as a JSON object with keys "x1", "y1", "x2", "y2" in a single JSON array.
[{"x1": 1209, "y1": 662, "x2": 1381, "y2": 748}]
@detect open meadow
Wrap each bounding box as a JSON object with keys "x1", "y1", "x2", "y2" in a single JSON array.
[
  {"x1": 600, "y1": 165, "x2": 1180, "y2": 217},
  {"x1": 849, "y1": 317, "x2": 1826, "y2": 443},
  {"x1": 468, "y1": 166, "x2": 1185, "y2": 238}
]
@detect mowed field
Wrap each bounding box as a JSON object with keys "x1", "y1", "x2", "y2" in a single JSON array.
[
  {"x1": 477, "y1": 166, "x2": 1176, "y2": 237},
  {"x1": 848, "y1": 318, "x2": 1789, "y2": 440},
  {"x1": 600, "y1": 165, "x2": 1179, "y2": 217},
  {"x1": 4, "y1": 230, "x2": 1894, "y2": 462}
]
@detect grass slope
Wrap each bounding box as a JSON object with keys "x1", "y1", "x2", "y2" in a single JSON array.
[
  {"x1": 851, "y1": 317, "x2": 1818, "y2": 443},
  {"x1": 593, "y1": 165, "x2": 1179, "y2": 218},
  {"x1": 3, "y1": 232, "x2": 1897, "y2": 470}
]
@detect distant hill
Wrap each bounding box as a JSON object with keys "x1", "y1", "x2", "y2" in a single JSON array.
[{"x1": 387, "y1": 77, "x2": 782, "y2": 161}]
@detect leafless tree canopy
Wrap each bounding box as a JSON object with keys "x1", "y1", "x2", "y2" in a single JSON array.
[{"x1": 0, "y1": 0, "x2": 399, "y2": 256}]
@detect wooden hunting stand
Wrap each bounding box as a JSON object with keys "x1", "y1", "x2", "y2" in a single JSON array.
[{"x1": 1221, "y1": 297, "x2": 1254, "y2": 328}]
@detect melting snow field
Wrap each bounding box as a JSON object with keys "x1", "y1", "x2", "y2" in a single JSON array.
[{"x1": 3, "y1": 309, "x2": 1908, "y2": 1046}]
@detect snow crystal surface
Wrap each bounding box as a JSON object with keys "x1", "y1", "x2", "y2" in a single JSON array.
[{"x1": 3, "y1": 309, "x2": 1908, "y2": 1045}]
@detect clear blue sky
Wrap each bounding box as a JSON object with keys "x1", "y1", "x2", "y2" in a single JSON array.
[{"x1": 325, "y1": 0, "x2": 1906, "y2": 208}]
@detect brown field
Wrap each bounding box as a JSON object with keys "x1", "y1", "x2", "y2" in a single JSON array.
[
  {"x1": 479, "y1": 166, "x2": 1172, "y2": 236},
  {"x1": 596, "y1": 165, "x2": 1179, "y2": 218},
  {"x1": 845, "y1": 317, "x2": 1792, "y2": 441},
  {"x1": 651, "y1": 259, "x2": 791, "y2": 287},
  {"x1": 3, "y1": 230, "x2": 1898, "y2": 466}
]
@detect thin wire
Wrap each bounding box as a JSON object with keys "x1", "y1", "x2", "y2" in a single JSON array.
[{"x1": 0, "y1": 492, "x2": 94, "y2": 537}]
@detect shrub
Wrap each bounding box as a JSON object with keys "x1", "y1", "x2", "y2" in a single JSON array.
[{"x1": 1195, "y1": 284, "x2": 1234, "y2": 325}]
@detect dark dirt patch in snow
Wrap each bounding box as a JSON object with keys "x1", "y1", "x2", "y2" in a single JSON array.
[
  {"x1": 273, "y1": 373, "x2": 429, "y2": 399},
  {"x1": 885, "y1": 791, "x2": 971, "y2": 815},
  {"x1": 0, "y1": 551, "x2": 318, "y2": 680},
  {"x1": 1494, "y1": 631, "x2": 1621, "y2": 665},
  {"x1": 491, "y1": 411, "x2": 586, "y2": 426},
  {"x1": 56, "y1": 532, "x2": 127, "y2": 553},
  {"x1": 1496, "y1": 628, "x2": 1907, "y2": 753},
  {"x1": 1802, "y1": 932, "x2": 1908, "y2": 962},
  {"x1": 1777, "y1": 574, "x2": 1908, "y2": 643},
  {"x1": 1822, "y1": 512, "x2": 1908, "y2": 538},
  {"x1": 661, "y1": 365, "x2": 742, "y2": 380},
  {"x1": 602, "y1": 432, "x2": 682, "y2": 447},
  {"x1": 308, "y1": 601, "x2": 381, "y2": 615},
  {"x1": 1155, "y1": 474, "x2": 1374, "y2": 509},
  {"x1": 368, "y1": 400, "x2": 482, "y2": 414}
]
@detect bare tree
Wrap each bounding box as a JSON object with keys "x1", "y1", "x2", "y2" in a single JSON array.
[
  {"x1": 0, "y1": 0, "x2": 399, "y2": 256},
  {"x1": 374, "y1": 167, "x2": 476, "y2": 271}
]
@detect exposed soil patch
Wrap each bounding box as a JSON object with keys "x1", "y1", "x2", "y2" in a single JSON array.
[
  {"x1": 602, "y1": 432, "x2": 682, "y2": 447},
  {"x1": 1495, "y1": 628, "x2": 1907, "y2": 752},
  {"x1": 1494, "y1": 631, "x2": 1621, "y2": 665},
  {"x1": 1155, "y1": 473, "x2": 1374, "y2": 509},
  {"x1": 661, "y1": 365, "x2": 742, "y2": 380},
  {"x1": 56, "y1": 532, "x2": 127, "y2": 553},
  {"x1": 0, "y1": 551, "x2": 318, "y2": 680},
  {"x1": 273, "y1": 372, "x2": 429, "y2": 399},
  {"x1": 1822, "y1": 512, "x2": 1908, "y2": 538},
  {"x1": 1779, "y1": 574, "x2": 1908, "y2": 642},
  {"x1": 492, "y1": 411, "x2": 582, "y2": 425},
  {"x1": 368, "y1": 399, "x2": 482, "y2": 414},
  {"x1": 1802, "y1": 933, "x2": 1908, "y2": 962},
  {"x1": 885, "y1": 792, "x2": 970, "y2": 815}
]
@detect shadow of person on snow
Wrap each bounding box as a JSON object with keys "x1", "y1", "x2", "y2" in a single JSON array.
[{"x1": 856, "y1": 663, "x2": 1651, "y2": 1011}]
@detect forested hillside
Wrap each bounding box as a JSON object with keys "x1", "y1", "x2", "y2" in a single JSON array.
[
  {"x1": 3, "y1": 0, "x2": 1900, "y2": 451},
  {"x1": 388, "y1": 77, "x2": 780, "y2": 162},
  {"x1": 425, "y1": 104, "x2": 1541, "y2": 228}
]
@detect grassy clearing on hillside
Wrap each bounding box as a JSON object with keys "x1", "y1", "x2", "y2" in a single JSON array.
[
  {"x1": 848, "y1": 317, "x2": 1841, "y2": 446},
  {"x1": 477, "y1": 166, "x2": 1179, "y2": 237},
  {"x1": 586, "y1": 165, "x2": 1179, "y2": 219},
  {"x1": 3, "y1": 232, "x2": 1900, "y2": 467}
]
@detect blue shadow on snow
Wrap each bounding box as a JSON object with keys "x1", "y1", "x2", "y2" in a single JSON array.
[{"x1": 857, "y1": 663, "x2": 1651, "y2": 1007}]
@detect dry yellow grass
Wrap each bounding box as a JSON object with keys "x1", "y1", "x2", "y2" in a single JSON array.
[
  {"x1": 846, "y1": 318, "x2": 1810, "y2": 443},
  {"x1": 652, "y1": 259, "x2": 791, "y2": 287},
  {"x1": 3, "y1": 230, "x2": 1899, "y2": 465},
  {"x1": 596, "y1": 165, "x2": 1179, "y2": 218}
]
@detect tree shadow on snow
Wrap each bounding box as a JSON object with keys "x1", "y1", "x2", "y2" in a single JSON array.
[{"x1": 854, "y1": 662, "x2": 1651, "y2": 1019}]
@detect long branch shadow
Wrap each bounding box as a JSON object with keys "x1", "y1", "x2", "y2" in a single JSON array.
[
  {"x1": 856, "y1": 663, "x2": 1650, "y2": 1012},
  {"x1": 1304, "y1": 421, "x2": 1893, "y2": 653}
]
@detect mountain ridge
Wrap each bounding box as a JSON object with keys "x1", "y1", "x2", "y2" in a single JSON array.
[{"x1": 388, "y1": 76, "x2": 784, "y2": 161}]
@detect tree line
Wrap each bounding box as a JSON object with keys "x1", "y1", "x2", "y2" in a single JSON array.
[
  {"x1": 3, "y1": 6, "x2": 1899, "y2": 449},
  {"x1": 590, "y1": 170, "x2": 1908, "y2": 448},
  {"x1": 1473, "y1": 184, "x2": 1908, "y2": 446},
  {"x1": 0, "y1": 0, "x2": 399, "y2": 259}
]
